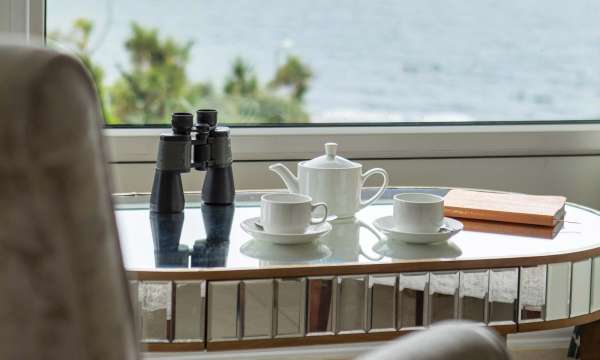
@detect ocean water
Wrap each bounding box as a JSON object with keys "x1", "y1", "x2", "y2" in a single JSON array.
[{"x1": 47, "y1": 0, "x2": 600, "y2": 122}]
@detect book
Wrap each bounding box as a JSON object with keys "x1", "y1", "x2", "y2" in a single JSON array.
[
  {"x1": 443, "y1": 189, "x2": 566, "y2": 227},
  {"x1": 459, "y1": 218, "x2": 564, "y2": 239}
]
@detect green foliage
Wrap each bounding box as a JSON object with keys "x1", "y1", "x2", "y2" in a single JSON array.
[
  {"x1": 48, "y1": 18, "x2": 112, "y2": 122},
  {"x1": 50, "y1": 19, "x2": 313, "y2": 124},
  {"x1": 224, "y1": 57, "x2": 258, "y2": 97},
  {"x1": 195, "y1": 94, "x2": 309, "y2": 124},
  {"x1": 270, "y1": 55, "x2": 313, "y2": 101},
  {"x1": 109, "y1": 22, "x2": 208, "y2": 124},
  {"x1": 218, "y1": 57, "x2": 307, "y2": 123}
]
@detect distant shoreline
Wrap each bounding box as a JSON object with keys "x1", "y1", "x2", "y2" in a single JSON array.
[{"x1": 48, "y1": 0, "x2": 600, "y2": 122}]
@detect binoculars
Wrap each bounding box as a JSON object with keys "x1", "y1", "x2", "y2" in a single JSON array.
[{"x1": 150, "y1": 109, "x2": 235, "y2": 213}]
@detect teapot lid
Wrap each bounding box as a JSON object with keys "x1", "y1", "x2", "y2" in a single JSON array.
[{"x1": 301, "y1": 143, "x2": 360, "y2": 169}]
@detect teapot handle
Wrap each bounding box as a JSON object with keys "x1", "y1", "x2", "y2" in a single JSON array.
[{"x1": 359, "y1": 168, "x2": 389, "y2": 209}]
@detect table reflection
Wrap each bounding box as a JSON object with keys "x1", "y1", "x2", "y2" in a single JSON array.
[
  {"x1": 149, "y1": 203, "x2": 234, "y2": 268},
  {"x1": 190, "y1": 202, "x2": 233, "y2": 267},
  {"x1": 240, "y1": 240, "x2": 331, "y2": 265},
  {"x1": 372, "y1": 240, "x2": 462, "y2": 260},
  {"x1": 321, "y1": 218, "x2": 382, "y2": 262},
  {"x1": 150, "y1": 212, "x2": 188, "y2": 267}
]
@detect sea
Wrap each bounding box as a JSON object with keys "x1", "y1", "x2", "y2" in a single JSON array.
[{"x1": 47, "y1": 0, "x2": 600, "y2": 122}]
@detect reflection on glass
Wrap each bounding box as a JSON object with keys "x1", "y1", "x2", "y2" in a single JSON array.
[
  {"x1": 148, "y1": 203, "x2": 235, "y2": 269},
  {"x1": 207, "y1": 281, "x2": 240, "y2": 341},
  {"x1": 398, "y1": 272, "x2": 429, "y2": 329},
  {"x1": 191, "y1": 239, "x2": 229, "y2": 268},
  {"x1": 174, "y1": 281, "x2": 205, "y2": 342},
  {"x1": 571, "y1": 259, "x2": 591, "y2": 317},
  {"x1": 369, "y1": 275, "x2": 397, "y2": 332},
  {"x1": 459, "y1": 270, "x2": 489, "y2": 324},
  {"x1": 307, "y1": 277, "x2": 336, "y2": 335},
  {"x1": 201, "y1": 204, "x2": 235, "y2": 241},
  {"x1": 519, "y1": 265, "x2": 547, "y2": 322},
  {"x1": 242, "y1": 280, "x2": 274, "y2": 339},
  {"x1": 191, "y1": 204, "x2": 235, "y2": 267},
  {"x1": 488, "y1": 268, "x2": 518, "y2": 325},
  {"x1": 336, "y1": 276, "x2": 368, "y2": 334},
  {"x1": 322, "y1": 218, "x2": 382, "y2": 263},
  {"x1": 150, "y1": 212, "x2": 189, "y2": 267},
  {"x1": 139, "y1": 281, "x2": 172, "y2": 343},
  {"x1": 429, "y1": 271, "x2": 459, "y2": 324},
  {"x1": 372, "y1": 240, "x2": 462, "y2": 260},
  {"x1": 546, "y1": 262, "x2": 571, "y2": 321},
  {"x1": 275, "y1": 278, "x2": 306, "y2": 338},
  {"x1": 591, "y1": 257, "x2": 600, "y2": 312},
  {"x1": 240, "y1": 239, "x2": 331, "y2": 266}
]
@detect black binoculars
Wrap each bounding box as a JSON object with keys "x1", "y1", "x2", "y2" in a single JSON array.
[{"x1": 150, "y1": 109, "x2": 235, "y2": 213}]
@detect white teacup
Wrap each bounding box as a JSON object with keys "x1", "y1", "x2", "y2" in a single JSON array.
[
  {"x1": 393, "y1": 193, "x2": 444, "y2": 233},
  {"x1": 260, "y1": 193, "x2": 328, "y2": 234}
]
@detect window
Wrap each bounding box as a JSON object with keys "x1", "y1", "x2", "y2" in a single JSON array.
[{"x1": 46, "y1": 0, "x2": 600, "y2": 127}]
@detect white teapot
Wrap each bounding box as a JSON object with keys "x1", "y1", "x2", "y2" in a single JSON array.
[{"x1": 269, "y1": 143, "x2": 389, "y2": 218}]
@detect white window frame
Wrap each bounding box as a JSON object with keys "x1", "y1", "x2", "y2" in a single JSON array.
[
  {"x1": 106, "y1": 124, "x2": 600, "y2": 163},
  {"x1": 0, "y1": 0, "x2": 44, "y2": 43},
  {"x1": 6, "y1": 0, "x2": 600, "y2": 163}
]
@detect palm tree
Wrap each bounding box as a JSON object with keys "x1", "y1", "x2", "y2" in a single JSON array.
[
  {"x1": 224, "y1": 57, "x2": 258, "y2": 96},
  {"x1": 269, "y1": 55, "x2": 313, "y2": 102}
]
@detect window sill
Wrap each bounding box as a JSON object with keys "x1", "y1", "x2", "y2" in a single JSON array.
[{"x1": 105, "y1": 123, "x2": 600, "y2": 163}]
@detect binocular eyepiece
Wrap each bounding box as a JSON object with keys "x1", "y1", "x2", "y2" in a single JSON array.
[
  {"x1": 196, "y1": 109, "x2": 218, "y2": 127},
  {"x1": 150, "y1": 109, "x2": 235, "y2": 213},
  {"x1": 171, "y1": 112, "x2": 194, "y2": 135},
  {"x1": 171, "y1": 109, "x2": 218, "y2": 134}
]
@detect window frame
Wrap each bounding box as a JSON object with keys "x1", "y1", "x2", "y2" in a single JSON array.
[
  {"x1": 9, "y1": 0, "x2": 600, "y2": 163},
  {"x1": 1, "y1": 0, "x2": 44, "y2": 43},
  {"x1": 107, "y1": 124, "x2": 600, "y2": 163}
]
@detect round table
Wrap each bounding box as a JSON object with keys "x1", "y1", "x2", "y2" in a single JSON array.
[{"x1": 115, "y1": 187, "x2": 600, "y2": 353}]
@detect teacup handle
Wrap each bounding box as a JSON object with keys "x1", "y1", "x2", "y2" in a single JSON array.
[
  {"x1": 359, "y1": 168, "x2": 389, "y2": 209},
  {"x1": 310, "y1": 202, "x2": 329, "y2": 225}
]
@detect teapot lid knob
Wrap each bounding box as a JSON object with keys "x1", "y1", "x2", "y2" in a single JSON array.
[{"x1": 325, "y1": 142, "x2": 337, "y2": 159}]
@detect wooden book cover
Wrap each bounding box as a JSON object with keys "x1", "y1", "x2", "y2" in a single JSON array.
[
  {"x1": 460, "y1": 218, "x2": 564, "y2": 239},
  {"x1": 444, "y1": 189, "x2": 566, "y2": 226}
]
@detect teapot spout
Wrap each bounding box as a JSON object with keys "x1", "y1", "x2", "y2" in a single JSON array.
[{"x1": 268, "y1": 163, "x2": 300, "y2": 194}]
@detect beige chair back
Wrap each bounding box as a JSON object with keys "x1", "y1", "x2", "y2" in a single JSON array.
[{"x1": 0, "y1": 44, "x2": 138, "y2": 360}]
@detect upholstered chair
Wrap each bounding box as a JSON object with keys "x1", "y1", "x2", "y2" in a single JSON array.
[
  {"x1": 0, "y1": 44, "x2": 138, "y2": 359},
  {"x1": 358, "y1": 321, "x2": 511, "y2": 360}
]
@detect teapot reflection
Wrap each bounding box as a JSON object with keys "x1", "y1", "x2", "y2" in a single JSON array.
[
  {"x1": 149, "y1": 203, "x2": 234, "y2": 268},
  {"x1": 320, "y1": 217, "x2": 382, "y2": 262}
]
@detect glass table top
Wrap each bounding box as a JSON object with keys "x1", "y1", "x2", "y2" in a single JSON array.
[{"x1": 115, "y1": 187, "x2": 600, "y2": 271}]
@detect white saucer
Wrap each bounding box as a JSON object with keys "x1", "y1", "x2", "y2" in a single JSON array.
[
  {"x1": 372, "y1": 216, "x2": 463, "y2": 244},
  {"x1": 254, "y1": 214, "x2": 338, "y2": 229},
  {"x1": 241, "y1": 217, "x2": 332, "y2": 245}
]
